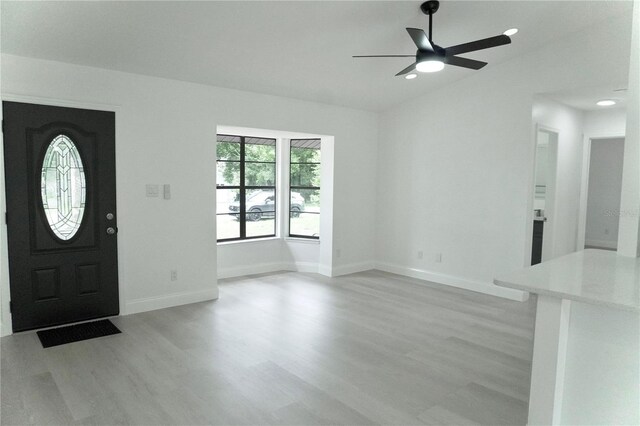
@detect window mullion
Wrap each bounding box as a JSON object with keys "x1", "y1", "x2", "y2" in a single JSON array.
[{"x1": 239, "y1": 137, "x2": 246, "y2": 239}]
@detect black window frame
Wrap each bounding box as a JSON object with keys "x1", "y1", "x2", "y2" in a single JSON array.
[
  {"x1": 216, "y1": 134, "x2": 277, "y2": 242},
  {"x1": 289, "y1": 139, "x2": 321, "y2": 240}
]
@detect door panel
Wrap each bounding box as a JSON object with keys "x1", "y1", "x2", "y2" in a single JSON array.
[{"x1": 3, "y1": 101, "x2": 119, "y2": 332}]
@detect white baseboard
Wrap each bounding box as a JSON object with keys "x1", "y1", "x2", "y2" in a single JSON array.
[
  {"x1": 218, "y1": 260, "x2": 373, "y2": 279},
  {"x1": 374, "y1": 261, "x2": 529, "y2": 302},
  {"x1": 216, "y1": 259, "x2": 526, "y2": 302},
  {"x1": 286, "y1": 261, "x2": 318, "y2": 273},
  {"x1": 332, "y1": 261, "x2": 375, "y2": 277},
  {"x1": 124, "y1": 288, "x2": 219, "y2": 315},
  {"x1": 585, "y1": 239, "x2": 617, "y2": 250},
  {"x1": 317, "y1": 264, "x2": 332, "y2": 277},
  {"x1": 218, "y1": 262, "x2": 285, "y2": 279},
  {"x1": 218, "y1": 261, "x2": 321, "y2": 279}
]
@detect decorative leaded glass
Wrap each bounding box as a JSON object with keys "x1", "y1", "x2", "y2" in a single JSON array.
[{"x1": 40, "y1": 135, "x2": 86, "y2": 240}]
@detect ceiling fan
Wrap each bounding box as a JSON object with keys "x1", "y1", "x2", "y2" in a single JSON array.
[{"x1": 353, "y1": 0, "x2": 512, "y2": 76}]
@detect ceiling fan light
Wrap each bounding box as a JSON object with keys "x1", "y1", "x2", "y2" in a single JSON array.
[
  {"x1": 504, "y1": 28, "x2": 518, "y2": 36},
  {"x1": 405, "y1": 73, "x2": 417, "y2": 80},
  {"x1": 416, "y1": 60, "x2": 444, "y2": 73},
  {"x1": 596, "y1": 99, "x2": 616, "y2": 106}
]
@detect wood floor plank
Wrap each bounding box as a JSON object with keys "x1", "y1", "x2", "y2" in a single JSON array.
[
  {"x1": 421, "y1": 382, "x2": 528, "y2": 425},
  {"x1": 1, "y1": 270, "x2": 535, "y2": 425}
]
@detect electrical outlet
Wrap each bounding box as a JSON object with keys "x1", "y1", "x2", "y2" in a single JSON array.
[
  {"x1": 417, "y1": 250, "x2": 424, "y2": 259},
  {"x1": 171, "y1": 270, "x2": 178, "y2": 281},
  {"x1": 146, "y1": 184, "x2": 159, "y2": 197},
  {"x1": 435, "y1": 253, "x2": 442, "y2": 263}
]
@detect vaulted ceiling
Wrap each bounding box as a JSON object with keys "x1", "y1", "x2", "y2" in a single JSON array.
[{"x1": 1, "y1": 1, "x2": 633, "y2": 111}]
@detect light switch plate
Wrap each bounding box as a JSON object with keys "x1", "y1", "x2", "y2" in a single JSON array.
[
  {"x1": 163, "y1": 184, "x2": 171, "y2": 200},
  {"x1": 146, "y1": 184, "x2": 159, "y2": 197}
]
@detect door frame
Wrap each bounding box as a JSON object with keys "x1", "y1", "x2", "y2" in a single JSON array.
[
  {"x1": 1, "y1": 93, "x2": 122, "y2": 336},
  {"x1": 576, "y1": 132, "x2": 626, "y2": 251},
  {"x1": 524, "y1": 123, "x2": 560, "y2": 266}
]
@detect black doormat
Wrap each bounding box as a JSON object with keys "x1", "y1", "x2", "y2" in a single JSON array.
[{"x1": 37, "y1": 319, "x2": 121, "y2": 348}]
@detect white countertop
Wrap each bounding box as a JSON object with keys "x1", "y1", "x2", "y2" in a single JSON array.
[{"x1": 494, "y1": 249, "x2": 640, "y2": 312}]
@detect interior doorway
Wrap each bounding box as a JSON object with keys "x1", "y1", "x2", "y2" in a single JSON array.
[
  {"x1": 531, "y1": 127, "x2": 559, "y2": 265},
  {"x1": 583, "y1": 137, "x2": 625, "y2": 250}
]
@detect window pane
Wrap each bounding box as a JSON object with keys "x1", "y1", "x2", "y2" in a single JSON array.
[
  {"x1": 217, "y1": 214, "x2": 240, "y2": 240},
  {"x1": 291, "y1": 146, "x2": 321, "y2": 163},
  {"x1": 246, "y1": 217, "x2": 275, "y2": 238},
  {"x1": 290, "y1": 212, "x2": 319, "y2": 238},
  {"x1": 246, "y1": 140, "x2": 276, "y2": 162},
  {"x1": 246, "y1": 190, "x2": 276, "y2": 216},
  {"x1": 245, "y1": 163, "x2": 275, "y2": 186},
  {"x1": 216, "y1": 160, "x2": 240, "y2": 186},
  {"x1": 217, "y1": 186, "x2": 240, "y2": 240},
  {"x1": 216, "y1": 139, "x2": 241, "y2": 161},
  {"x1": 290, "y1": 163, "x2": 320, "y2": 187},
  {"x1": 291, "y1": 189, "x2": 319, "y2": 213},
  {"x1": 246, "y1": 189, "x2": 275, "y2": 237},
  {"x1": 217, "y1": 188, "x2": 240, "y2": 215}
]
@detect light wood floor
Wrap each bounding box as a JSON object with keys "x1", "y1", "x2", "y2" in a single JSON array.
[{"x1": 1, "y1": 270, "x2": 536, "y2": 425}]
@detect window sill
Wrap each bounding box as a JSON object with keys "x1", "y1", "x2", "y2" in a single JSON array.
[
  {"x1": 217, "y1": 236, "x2": 280, "y2": 246},
  {"x1": 285, "y1": 237, "x2": 320, "y2": 244}
]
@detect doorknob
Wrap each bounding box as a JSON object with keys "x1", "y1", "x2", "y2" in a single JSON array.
[{"x1": 106, "y1": 227, "x2": 117, "y2": 235}]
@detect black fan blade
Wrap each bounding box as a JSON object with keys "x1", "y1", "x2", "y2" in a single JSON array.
[
  {"x1": 445, "y1": 34, "x2": 511, "y2": 56},
  {"x1": 444, "y1": 56, "x2": 487, "y2": 70},
  {"x1": 395, "y1": 62, "x2": 417, "y2": 76},
  {"x1": 353, "y1": 55, "x2": 416, "y2": 58},
  {"x1": 406, "y1": 28, "x2": 434, "y2": 52}
]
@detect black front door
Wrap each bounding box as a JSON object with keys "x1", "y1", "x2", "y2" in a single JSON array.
[{"x1": 3, "y1": 101, "x2": 119, "y2": 332}]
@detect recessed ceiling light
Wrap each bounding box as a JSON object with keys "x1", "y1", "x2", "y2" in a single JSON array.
[
  {"x1": 405, "y1": 74, "x2": 417, "y2": 80},
  {"x1": 504, "y1": 28, "x2": 518, "y2": 36},
  {"x1": 596, "y1": 99, "x2": 616, "y2": 106},
  {"x1": 416, "y1": 60, "x2": 445, "y2": 73}
]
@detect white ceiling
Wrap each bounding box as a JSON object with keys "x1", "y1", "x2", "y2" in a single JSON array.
[
  {"x1": 0, "y1": 1, "x2": 633, "y2": 112},
  {"x1": 545, "y1": 85, "x2": 628, "y2": 111}
]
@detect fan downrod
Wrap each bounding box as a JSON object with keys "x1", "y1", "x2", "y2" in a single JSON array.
[{"x1": 420, "y1": 0, "x2": 440, "y2": 15}]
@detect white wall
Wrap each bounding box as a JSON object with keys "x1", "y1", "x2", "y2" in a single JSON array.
[
  {"x1": 533, "y1": 131, "x2": 549, "y2": 212},
  {"x1": 585, "y1": 138, "x2": 625, "y2": 249},
  {"x1": 376, "y1": 15, "x2": 632, "y2": 301},
  {"x1": 217, "y1": 238, "x2": 323, "y2": 278},
  {"x1": 533, "y1": 97, "x2": 585, "y2": 259},
  {"x1": 0, "y1": 54, "x2": 378, "y2": 335},
  {"x1": 583, "y1": 108, "x2": 627, "y2": 137},
  {"x1": 618, "y1": 0, "x2": 640, "y2": 257}
]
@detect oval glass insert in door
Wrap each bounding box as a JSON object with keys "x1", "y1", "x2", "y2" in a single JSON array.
[{"x1": 40, "y1": 134, "x2": 87, "y2": 240}]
